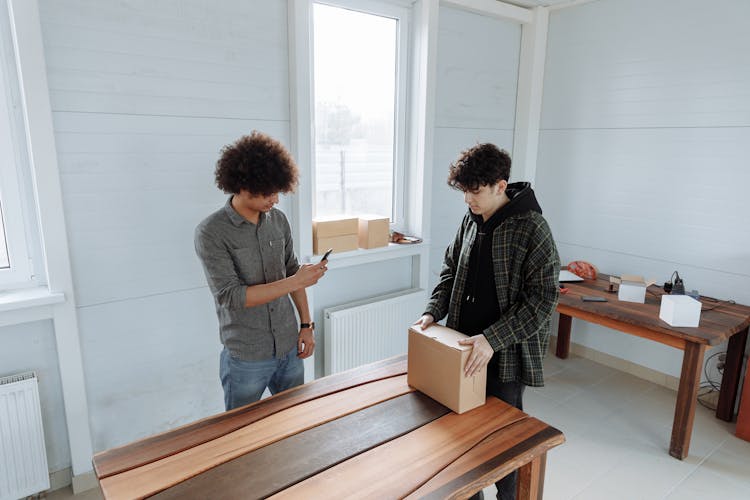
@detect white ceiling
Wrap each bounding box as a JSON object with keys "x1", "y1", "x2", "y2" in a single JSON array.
[{"x1": 502, "y1": 0, "x2": 593, "y2": 8}]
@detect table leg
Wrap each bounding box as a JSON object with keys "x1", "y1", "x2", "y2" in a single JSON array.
[
  {"x1": 669, "y1": 342, "x2": 705, "y2": 459},
  {"x1": 516, "y1": 453, "x2": 545, "y2": 500},
  {"x1": 716, "y1": 326, "x2": 748, "y2": 421},
  {"x1": 556, "y1": 314, "x2": 572, "y2": 359}
]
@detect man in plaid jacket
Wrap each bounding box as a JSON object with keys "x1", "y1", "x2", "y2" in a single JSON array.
[{"x1": 415, "y1": 143, "x2": 560, "y2": 500}]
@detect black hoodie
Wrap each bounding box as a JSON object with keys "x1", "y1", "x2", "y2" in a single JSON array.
[{"x1": 457, "y1": 182, "x2": 543, "y2": 338}]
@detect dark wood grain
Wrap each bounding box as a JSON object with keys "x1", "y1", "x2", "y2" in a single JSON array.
[
  {"x1": 152, "y1": 392, "x2": 450, "y2": 499},
  {"x1": 556, "y1": 314, "x2": 572, "y2": 358},
  {"x1": 669, "y1": 342, "x2": 705, "y2": 459},
  {"x1": 408, "y1": 420, "x2": 563, "y2": 500},
  {"x1": 268, "y1": 397, "x2": 528, "y2": 499},
  {"x1": 717, "y1": 326, "x2": 748, "y2": 421},
  {"x1": 99, "y1": 375, "x2": 413, "y2": 499},
  {"x1": 93, "y1": 355, "x2": 406, "y2": 479}
]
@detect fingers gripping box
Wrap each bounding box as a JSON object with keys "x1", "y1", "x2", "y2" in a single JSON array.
[{"x1": 407, "y1": 325, "x2": 486, "y2": 414}]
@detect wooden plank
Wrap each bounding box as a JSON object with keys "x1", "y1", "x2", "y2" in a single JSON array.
[
  {"x1": 517, "y1": 454, "x2": 545, "y2": 500},
  {"x1": 153, "y1": 392, "x2": 450, "y2": 499},
  {"x1": 93, "y1": 355, "x2": 406, "y2": 478},
  {"x1": 557, "y1": 274, "x2": 750, "y2": 346},
  {"x1": 735, "y1": 354, "x2": 750, "y2": 441},
  {"x1": 556, "y1": 313, "x2": 572, "y2": 358},
  {"x1": 99, "y1": 374, "x2": 411, "y2": 499},
  {"x1": 717, "y1": 326, "x2": 748, "y2": 421},
  {"x1": 269, "y1": 397, "x2": 527, "y2": 499},
  {"x1": 406, "y1": 419, "x2": 563, "y2": 499},
  {"x1": 558, "y1": 303, "x2": 687, "y2": 350},
  {"x1": 669, "y1": 342, "x2": 705, "y2": 459}
]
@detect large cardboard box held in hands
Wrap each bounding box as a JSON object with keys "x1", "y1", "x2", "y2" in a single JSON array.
[
  {"x1": 407, "y1": 325, "x2": 486, "y2": 414},
  {"x1": 312, "y1": 216, "x2": 358, "y2": 254}
]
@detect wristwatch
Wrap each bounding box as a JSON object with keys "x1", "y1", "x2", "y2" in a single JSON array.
[{"x1": 300, "y1": 322, "x2": 315, "y2": 330}]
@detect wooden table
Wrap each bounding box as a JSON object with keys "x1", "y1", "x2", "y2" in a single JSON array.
[
  {"x1": 556, "y1": 274, "x2": 750, "y2": 459},
  {"x1": 93, "y1": 356, "x2": 564, "y2": 499}
]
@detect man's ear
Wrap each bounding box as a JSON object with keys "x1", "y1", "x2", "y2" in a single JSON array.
[{"x1": 495, "y1": 180, "x2": 508, "y2": 194}]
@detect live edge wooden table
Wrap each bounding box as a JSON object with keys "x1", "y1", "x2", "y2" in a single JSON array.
[
  {"x1": 93, "y1": 356, "x2": 564, "y2": 499},
  {"x1": 556, "y1": 274, "x2": 750, "y2": 460}
]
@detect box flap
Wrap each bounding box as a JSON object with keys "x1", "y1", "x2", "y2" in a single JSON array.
[
  {"x1": 409, "y1": 325, "x2": 471, "y2": 351},
  {"x1": 620, "y1": 274, "x2": 644, "y2": 284}
]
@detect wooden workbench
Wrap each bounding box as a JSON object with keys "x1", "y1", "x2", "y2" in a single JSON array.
[
  {"x1": 93, "y1": 356, "x2": 564, "y2": 499},
  {"x1": 556, "y1": 274, "x2": 750, "y2": 459}
]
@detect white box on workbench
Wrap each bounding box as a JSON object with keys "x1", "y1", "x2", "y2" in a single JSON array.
[{"x1": 659, "y1": 295, "x2": 701, "y2": 327}]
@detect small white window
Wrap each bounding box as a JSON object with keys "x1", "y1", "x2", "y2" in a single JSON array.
[
  {"x1": 312, "y1": 0, "x2": 408, "y2": 223},
  {"x1": 0, "y1": 27, "x2": 32, "y2": 288}
]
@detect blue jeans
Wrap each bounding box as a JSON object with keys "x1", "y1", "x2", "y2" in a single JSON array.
[{"x1": 220, "y1": 346, "x2": 304, "y2": 411}]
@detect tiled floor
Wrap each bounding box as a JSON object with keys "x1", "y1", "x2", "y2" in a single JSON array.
[{"x1": 47, "y1": 354, "x2": 749, "y2": 500}]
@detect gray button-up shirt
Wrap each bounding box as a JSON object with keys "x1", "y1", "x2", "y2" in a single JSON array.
[{"x1": 195, "y1": 197, "x2": 300, "y2": 360}]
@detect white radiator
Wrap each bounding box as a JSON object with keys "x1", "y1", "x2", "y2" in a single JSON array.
[
  {"x1": 0, "y1": 372, "x2": 49, "y2": 500},
  {"x1": 324, "y1": 288, "x2": 428, "y2": 375}
]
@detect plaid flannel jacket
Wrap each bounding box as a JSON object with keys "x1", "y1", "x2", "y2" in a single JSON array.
[{"x1": 425, "y1": 210, "x2": 560, "y2": 387}]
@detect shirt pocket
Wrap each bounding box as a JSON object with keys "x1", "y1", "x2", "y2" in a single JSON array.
[
  {"x1": 229, "y1": 247, "x2": 264, "y2": 284},
  {"x1": 268, "y1": 238, "x2": 287, "y2": 277}
]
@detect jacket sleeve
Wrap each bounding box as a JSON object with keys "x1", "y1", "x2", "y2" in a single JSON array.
[
  {"x1": 424, "y1": 215, "x2": 467, "y2": 322},
  {"x1": 483, "y1": 218, "x2": 560, "y2": 351}
]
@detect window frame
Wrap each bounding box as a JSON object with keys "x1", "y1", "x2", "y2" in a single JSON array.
[
  {"x1": 0, "y1": 24, "x2": 32, "y2": 289},
  {"x1": 311, "y1": 0, "x2": 410, "y2": 225}
]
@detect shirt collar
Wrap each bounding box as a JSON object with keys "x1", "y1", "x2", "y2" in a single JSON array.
[{"x1": 224, "y1": 196, "x2": 267, "y2": 227}]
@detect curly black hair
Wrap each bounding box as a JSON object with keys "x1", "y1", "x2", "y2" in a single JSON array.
[
  {"x1": 447, "y1": 143, "x2": 511, "y2": 191},
  {"x1": 215, "y1": 131, "x2": 299, "y2": 196}
]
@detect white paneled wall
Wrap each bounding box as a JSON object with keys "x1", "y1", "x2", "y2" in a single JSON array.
[
  {"x1": 37, "y1": 0, "x2": 291, "y2": 453},
  {"x1": 537, "y1": 0, "x2": 750, "y2": 377},
  {"x1": 429, "y1": 6, "x2": 521, "y2": 289}
]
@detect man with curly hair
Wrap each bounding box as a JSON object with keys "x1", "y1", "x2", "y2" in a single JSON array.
[
  {"x1": 195, "y1": 131, "x2": 327, "y2": 410},
  {"x1": 414, "y1": 143, "x2": 560, "y2": 500}
]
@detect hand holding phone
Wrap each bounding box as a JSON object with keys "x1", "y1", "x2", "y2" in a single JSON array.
[{"x1": 319, "y1": 248, "x2": 333, "y2": 263}]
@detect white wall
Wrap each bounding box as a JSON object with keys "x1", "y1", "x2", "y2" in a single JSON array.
[
  {"x1": 536, "y1": 0, "x2": 750, "y2": 377},
  {"x1": 35, "y1": 0, "x2": 291, "y2": 455},
  {"x1": 0, "y1": 0, "x2": 423, "y2": 475},
  {"x1": 429, "y1": 5, "x2": 521, "y2": 288}
]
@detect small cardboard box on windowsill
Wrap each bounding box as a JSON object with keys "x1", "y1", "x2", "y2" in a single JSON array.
[
  {"x1": 357, "y1": 214, "x2": 389, "y2": 249},
  {"x1": 312, "y1": 216, "x2": 358, "y2": 254},
  {"x1": 407, "y1": 324, "x2": 486, "y2": 414}
]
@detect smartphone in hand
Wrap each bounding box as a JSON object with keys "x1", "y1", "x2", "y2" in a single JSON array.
[{"x1": 319, "y1": 248, "x2": 333, "y2": 263}]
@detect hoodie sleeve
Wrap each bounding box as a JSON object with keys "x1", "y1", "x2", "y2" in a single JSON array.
[{"x1": 482, "y1": 216, "x2": 560, "y2": 350}]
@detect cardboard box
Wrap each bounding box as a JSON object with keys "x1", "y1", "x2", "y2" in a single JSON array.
[
  {"x1": 357, "y1": 214, "x2": 390, "y2": 249},
  {"x1": 659, "y1": 295, "x2": 701, "y2": 327},
  {"x1": 313, "y1": 234, "x2": 359, "y2": 255},
  {"x1": 618, "y1": 274, "x2": 646, "y2": 303},
  {"x1": 407, "y1": 325, "x2": 486, "y2": 414},
  {"x1": 313, "y1": 216, "x2": 359, "y2": 254}
]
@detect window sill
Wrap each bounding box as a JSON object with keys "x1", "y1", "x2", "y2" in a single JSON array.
[
  {"x1": 0, "y1": 286, "x2": 65, "y2": 327},
  {"x1": 304, "y1": 241, "x2": 429, "y2": 270}
]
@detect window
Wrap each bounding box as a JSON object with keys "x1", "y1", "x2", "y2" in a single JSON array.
[
  {"x1": 0, "y1": 18, "x2": 32, "y2": 288},
  {"x1": 312, "y1": 0, "x2": 408, "y2": 223}
]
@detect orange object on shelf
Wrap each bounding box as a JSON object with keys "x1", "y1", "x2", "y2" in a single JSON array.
[
  {"x1": 567, "y1": 261, "x2": 598, "y2": 280},
  {"x1": 737, "y1": 362, "x2": 750, "y2": 442}
]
